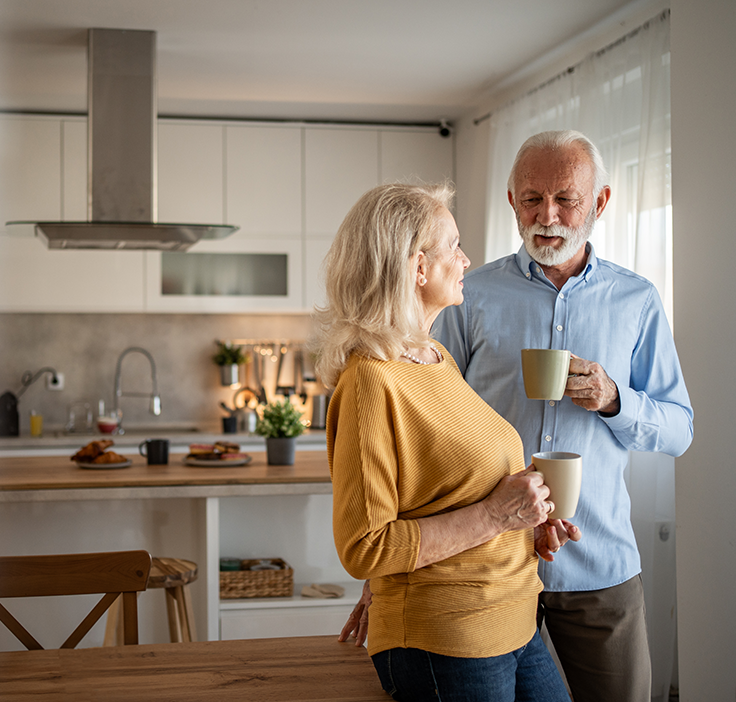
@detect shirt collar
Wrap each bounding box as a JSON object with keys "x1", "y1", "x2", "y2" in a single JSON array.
[{"x1": 515, "y1": 242, "x2": 597, "y2": 287}]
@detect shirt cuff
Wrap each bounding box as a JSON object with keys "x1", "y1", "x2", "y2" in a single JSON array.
[{"x1": 597, "y1": 384, "x2": 633, "y2": 429}]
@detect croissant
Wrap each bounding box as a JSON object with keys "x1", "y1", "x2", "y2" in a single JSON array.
[
  {"x1": 92, "y1": 451, "x2": 128, "y2": 464},
  {"x1": 71, "y1": 440, "x2": 115, "y2": 462}
]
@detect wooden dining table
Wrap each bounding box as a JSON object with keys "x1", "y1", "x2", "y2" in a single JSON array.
[{"x1": 0, "y1": 634, "x2": 389, "y2": 701}]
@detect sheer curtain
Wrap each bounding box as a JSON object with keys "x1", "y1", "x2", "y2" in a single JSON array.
[{"x1": 485, "y1": 12, "x2": 676, "y2": 701}]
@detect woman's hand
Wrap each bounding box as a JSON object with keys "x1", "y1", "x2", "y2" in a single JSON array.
[
  {"x1": 337, "y1": 579, "x2": 372, "y2": 646},
  {"x1": 534, "y1": 518, "x2": 582, "y2": 561},
  {"x1": 482, "y1": 467, "x2": 553, "y2": 531}
]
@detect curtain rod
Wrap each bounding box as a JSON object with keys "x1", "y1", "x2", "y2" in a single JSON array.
[{"x1": 473, "y1": 8, "x2": 670, "y2": 126}]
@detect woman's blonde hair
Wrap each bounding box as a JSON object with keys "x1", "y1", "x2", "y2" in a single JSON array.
[{"x1": 311, "y1": 181, "x2": 455, "y2": 388}]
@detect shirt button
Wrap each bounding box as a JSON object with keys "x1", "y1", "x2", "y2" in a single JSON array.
[
  {"x1": 545, "y1": 435, "x2": 552, "y2": 442},
  {"x1": 549, "y1": 400, "x2": 555, "y2": 406},
  {"x1": 525, "y1": 272, "x2": 531, "y2": 278},
  {"x1": 536, "y1": 267, "x2": 541, "y2": 273},
  {"x1": 559, "y1": 293, "x2": 565, "y2": 299},
  {"x1": 556, "y1": 325, "x2": 563, "y2": 331}
]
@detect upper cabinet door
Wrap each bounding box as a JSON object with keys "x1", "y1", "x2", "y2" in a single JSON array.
[
  {"x1": 379, "y1": 130, "x2": 454, "y2": 186},
  {"x1": 0, "y1": 115, "x2": 145, "y2": 313},
  {"x1": 305, "y1": 128, "x2": 379, "y2": 238},
  {"x1": 62, "y1": 118, "x2": 88, "y2": 221},
  {"x1": 158, "y1": 121, "x2": 225, "y2": 225},
  {"x1": 0, "y1": 116, "x2": 61, "y2": 224},
  {"x1": 226, "y1": 125, "x2": 302, "y2": 238}
]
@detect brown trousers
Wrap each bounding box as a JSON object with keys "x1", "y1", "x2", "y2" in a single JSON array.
[{"x1": 538, "y1": 575, "x2": 652, "y2": 702}]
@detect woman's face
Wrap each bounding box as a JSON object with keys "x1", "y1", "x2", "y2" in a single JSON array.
[{"x1": 419, "y1": 207, "x2": 470, "y2": 321}]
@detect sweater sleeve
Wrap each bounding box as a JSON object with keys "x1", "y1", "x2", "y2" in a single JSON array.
[{"x1": 329, "y1": 363, "x2": 421, "y2": 581}]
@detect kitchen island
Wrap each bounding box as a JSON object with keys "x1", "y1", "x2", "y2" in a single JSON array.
[{"x1": 0, "y1": 449, "x2": 359, "y2": 651}]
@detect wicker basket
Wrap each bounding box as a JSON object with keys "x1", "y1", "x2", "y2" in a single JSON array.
[{"x1": 219, "y1": 558, "x2": 294, "y2": 599}]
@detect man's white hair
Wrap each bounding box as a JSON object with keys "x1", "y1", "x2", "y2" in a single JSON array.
[{"x1": 507, "y1": 130, "x2": 609, "y2": 198}]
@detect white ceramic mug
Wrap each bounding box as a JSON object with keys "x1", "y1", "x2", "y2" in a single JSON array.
[
  {"x1": 521, "y1": 349, "x2": 571, "y2": 400},
  {"x1": 531, "y1": 451, "x2": 582, "y2": 519}
]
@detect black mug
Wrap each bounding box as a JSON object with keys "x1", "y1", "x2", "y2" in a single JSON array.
[
  {"x1": 139, "y1": 438, "x2": 169, "y2": 465},
  {"x1": 222, "y1": 416, "x2": 238, "y2": 434}
]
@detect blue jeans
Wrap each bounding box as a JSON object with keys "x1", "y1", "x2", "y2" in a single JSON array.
[{"x1": 371, "y1": 630, "x2": 570, "y2": 702}]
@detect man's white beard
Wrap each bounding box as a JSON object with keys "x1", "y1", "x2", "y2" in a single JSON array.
[{"x1": 517, "y1": 205, "x2": 597, "y2": 266}]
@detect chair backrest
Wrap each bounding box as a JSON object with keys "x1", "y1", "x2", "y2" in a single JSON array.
[{"x1": 0, "y1": 550, "x2": 151, "y2": 650}]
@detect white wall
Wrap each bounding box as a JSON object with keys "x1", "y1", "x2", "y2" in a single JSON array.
[{"x1": 670, "y1": 0, "x2": 736, "y2": 699}]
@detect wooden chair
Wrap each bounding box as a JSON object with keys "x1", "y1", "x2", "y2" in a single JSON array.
[{"x1": 0, "y1": 550, "x2": 151, "y2": 650}]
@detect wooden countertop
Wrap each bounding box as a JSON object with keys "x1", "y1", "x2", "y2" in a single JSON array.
[
  {"x1": 0, "y1": 451, "x2": 331, "y2": 492},
  {"x1": 0, "y1": 635, "x2": 387, "y2": 701}
]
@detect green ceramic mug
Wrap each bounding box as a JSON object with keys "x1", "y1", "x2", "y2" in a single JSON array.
[{"x1": 521, "y1": 348, "x2": 571, "y2": 401}]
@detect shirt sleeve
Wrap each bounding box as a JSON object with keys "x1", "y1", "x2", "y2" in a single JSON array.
[
  {"x1": 329, "y1": 364, "x2": 421, "y2": 581},
  {"x1": 600, "y1": 286, "x2": 694, "y2": 456}
]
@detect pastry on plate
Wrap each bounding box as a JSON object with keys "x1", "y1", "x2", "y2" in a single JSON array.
[
  {"x1": 187, "y1": 441, "x2": 241, "y2": 461},
  {"x1": 71, "y1": 440, "x2": 115, "y2": 462},
  {"x1": 92, "y1": 450, "x2": 128, "y2": 464}
]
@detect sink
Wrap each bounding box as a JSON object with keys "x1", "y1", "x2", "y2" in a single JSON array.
[{"x1": 117, "y1": 425, "x2": 201, "y2": 435}]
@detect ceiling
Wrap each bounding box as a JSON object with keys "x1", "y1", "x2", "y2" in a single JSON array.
[{"x1": 0, "y1": 0, "x2": 640, "y2": 124}]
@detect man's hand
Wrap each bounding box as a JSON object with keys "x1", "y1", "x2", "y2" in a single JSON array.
[
  {"x1": 565, "y1": 354, "x2": 620, "y2": 414},
  {"x1": 337, "y1": 579, "x2": 372, "y2": 646},
  {"x1": 534, "y1": 518, "x2": 582, "y2": 562}
]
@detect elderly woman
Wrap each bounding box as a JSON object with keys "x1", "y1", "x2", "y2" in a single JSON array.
[{"x1": 312, "y1": 182, "x2": 579, "y2": 702}]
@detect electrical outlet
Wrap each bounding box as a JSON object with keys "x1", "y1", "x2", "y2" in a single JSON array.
[{"x1": 46, "y1": 372, "x2": 64, "y2": 391}]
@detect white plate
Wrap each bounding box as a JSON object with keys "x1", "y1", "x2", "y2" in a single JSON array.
[
  {"x1": 185, "y1": 456, "x2": 252, "y2": 467},
  {"x1": 75, "y1": 460, "x2": 132, "y2": 470}
]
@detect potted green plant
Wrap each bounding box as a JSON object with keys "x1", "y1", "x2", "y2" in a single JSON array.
[
  {"x1": 255, "y1": 399, "x2": 306, "y2": 465},
  {"x1": 213, "y1": 342, "x2": 246, "y2": 386}
]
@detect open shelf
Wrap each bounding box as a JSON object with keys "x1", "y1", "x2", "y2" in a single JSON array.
[{"x1": 219, "y1": 579, "x2": 364, "y2": 611}]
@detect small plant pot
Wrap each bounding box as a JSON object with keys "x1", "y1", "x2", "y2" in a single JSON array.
[
  {"x1": 266, "y1": 437, "x2": 296, "y2": 465},
  {"x1": 220, "y1": 364, "x2": 240, "y2": 387}
]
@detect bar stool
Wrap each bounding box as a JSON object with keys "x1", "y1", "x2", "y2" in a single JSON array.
[{"x1": 103, "y1": 557, "x2": 198, "y2": 645}]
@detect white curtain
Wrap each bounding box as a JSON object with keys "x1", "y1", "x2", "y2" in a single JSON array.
[{"x1": 485, "y1": 12, "x2": 676, "y2": 701}]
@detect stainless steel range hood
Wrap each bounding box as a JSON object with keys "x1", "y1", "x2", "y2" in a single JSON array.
[{"x1": 24, "y1": 28, "x2": 238, "y2": 251}]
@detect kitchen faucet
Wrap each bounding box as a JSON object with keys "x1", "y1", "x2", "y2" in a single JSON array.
[{"x1": 113, "y1": 347, "x2": 162, "y2": 434}]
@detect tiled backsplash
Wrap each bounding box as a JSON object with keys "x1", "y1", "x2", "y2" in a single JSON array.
[{"x1": 0, "y1": 313, "x2": 314, "y2": 435}]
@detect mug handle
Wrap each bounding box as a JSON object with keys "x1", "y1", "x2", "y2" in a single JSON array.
[{"x1": 138, "y1": 440, "x2": 148, "y2": 457}]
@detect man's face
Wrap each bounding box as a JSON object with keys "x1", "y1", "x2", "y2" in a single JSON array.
[{"x1": 510, "y1": 145, "x2": 599, "y2": 266}]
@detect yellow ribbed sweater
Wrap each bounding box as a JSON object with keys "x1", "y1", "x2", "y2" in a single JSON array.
[{"x1": 327, "y1": 344, "x2": 542, "y2": 659}]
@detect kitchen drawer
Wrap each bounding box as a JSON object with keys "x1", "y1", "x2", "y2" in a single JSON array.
[{"x1": 220, "y1": 603, "x2": 357, "y2": 640}]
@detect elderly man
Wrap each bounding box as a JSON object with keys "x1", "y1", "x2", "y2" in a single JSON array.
[{"x1": 340, "y1": 131, "x2": 693, "y2": 702}]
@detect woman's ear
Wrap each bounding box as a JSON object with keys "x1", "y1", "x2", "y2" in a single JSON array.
[
  {"x1": 414, "y1": 251, "x2": 429, "y2": 286},
  {"x1": 415, "y1": 251, "x2": 428, "y2": 286}
]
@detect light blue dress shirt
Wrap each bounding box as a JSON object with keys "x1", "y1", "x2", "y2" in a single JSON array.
[{"x1": 434, "y1": 243, "x2": 693, "y2": 592}]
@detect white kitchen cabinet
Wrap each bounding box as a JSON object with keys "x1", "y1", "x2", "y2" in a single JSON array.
[
  {"x1": 0, "y1": 116, "x2": 146, "y2": 312},
  {"x1": 220, "y1": 585, "x2": 364, "y2": 640},
  {"x1": 305, "y1": 127, "x2": 379, "y2": 238},
  {"x1": 144, "y1": 236, "x2": 303, "y2": 312},
  {"x1": 214, "y1": 493, "x2": 360, "y2": 642},
  {"x1": 0, "y1": 115, "x2": 455, "y2": 313},
  {"x1": 0, "y1": 115, "x2": 61, "y2": 225},
  {"x1": 62, "y1": 119, "x2": 88, "y2": 221},
  {"x1": 304, "y1": 235, "x2": 333, "y2": 311},
  {"x1": 226, "y1": 125, "x2": 302, "y2": 236},
  {"x1": 301, "y1": 127, "x2": 456, "y2": 311},
  {"x1": 145, "y1": 122, "x2": 304, "y2": 312},
  {"x1": 380, "y1": 129, "x2": 454, "y2": 185},
  {"x1": 158, "y1": 121, "x2": 225, "y2": 225}
]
